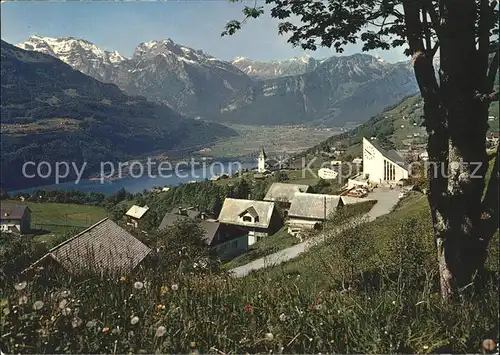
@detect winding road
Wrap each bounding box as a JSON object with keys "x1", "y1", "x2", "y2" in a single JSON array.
[{"x1": 229, "y1": 187, "x2": 401, "y2": 278}]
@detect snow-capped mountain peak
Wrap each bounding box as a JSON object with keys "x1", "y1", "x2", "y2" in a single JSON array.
[{"x1": 17, "y1": 35, "x2": 128, "y2": 82}]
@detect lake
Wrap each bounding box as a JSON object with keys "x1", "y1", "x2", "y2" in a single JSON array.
[{"x1": 10, "y1": 161, "x2": 256, "y2": 196}]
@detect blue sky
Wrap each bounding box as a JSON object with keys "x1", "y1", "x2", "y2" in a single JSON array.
[{"x1": 1, "y1": 1, "x2": 407, "y2": 62}]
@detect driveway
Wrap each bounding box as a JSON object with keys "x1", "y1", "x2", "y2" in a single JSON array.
[{"x1": 229, "y1": 187, "x2": 401, "y2": 278}]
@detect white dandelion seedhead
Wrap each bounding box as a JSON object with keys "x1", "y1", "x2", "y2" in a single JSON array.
[
  {"x1": 71, "y1": 317, "x2": 83, "y2": 328},
  {"x1": 60, "y1": 290, "x2": 71, "y2": 298},
  {"x1": 134, "y1": 281, "x2": 144, "y2": 290},
  {"x1": 264, "y1": 333, "x2": 274, "y2": 341},
  {"x1": 59, "y1": 299, "x2": 68, "y2": 309},
  {"x1": 33, "y1": 300, "x2": 44, "y2": 311},
  {"x1": 130, "y1": 316, "x2": 139, "y2": 325},
  {"x1": 155, "y1": 325, "x2": 166, "y2": 337},
  {"x1": 171, "y1": 283, "x2": 179, "y2": 291},
  {"x1": 279, "y1": 313, "x2": 287, "y2": 322},
  {"x1": 18, "y1": 295, "x2": 28, "y2": 305},
  {"x1": 14, "y1": 281, "x2": 27, "y2": 291}
]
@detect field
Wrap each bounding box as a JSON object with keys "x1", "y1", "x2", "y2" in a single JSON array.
[
  {"x1": 205, "y1": 124, "x2": 337, "y2": 157},
  {"x1": 2, "y1": 189, "x2": 498, "y2": 354},
  {"x1": 1, "y1": 200, "x2": 107, "y2": 246}
]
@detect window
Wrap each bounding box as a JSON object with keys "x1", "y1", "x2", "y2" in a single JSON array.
[
  {"x1": 242, "y1": 215, "x2": 252, "y2": 222},
  {"x1": 254, "y1": 216, "x2": 260, "y2": 223}
]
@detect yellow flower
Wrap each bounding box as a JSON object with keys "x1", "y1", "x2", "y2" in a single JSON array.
[
  {"x1": 120, "y1": 276, "x2": 127, "y2": 281},
  {"x1": 0, "y1": 299, "x2": 8, "y2": 307},
  {"x1": 160, "y1": 285, "x2": 169, "y2": 294}
]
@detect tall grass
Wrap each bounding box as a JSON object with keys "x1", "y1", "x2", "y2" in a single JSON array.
[{"x1": 1, "y1": 194, "x2": 498, "y2": 354}]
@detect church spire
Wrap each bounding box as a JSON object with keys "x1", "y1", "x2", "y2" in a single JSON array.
[{"x1": 259, "y1": 146, "x2": 267, "y2": 159}]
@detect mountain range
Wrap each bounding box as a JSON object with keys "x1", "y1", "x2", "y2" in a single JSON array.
[
  {"x1": 1, "y1": 40, "x2": 236, "y2": 189},
  {"x1": 18, "y1": 35, "x2": 420, "y2": 127}
]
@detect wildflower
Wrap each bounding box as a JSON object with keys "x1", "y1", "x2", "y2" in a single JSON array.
[
  {"x1": 244, "y1": 303, "x2": 251, "y2": 313},
  {"x1": 279, "y1": 313, "x2": 287, "y2": 322},
  {"x1": 307, "y1": 305, "x2": 313, "y2": 311},
  {"x1": 315, "y1": 304, "x2": 323, "y2": 311},
  {"x1": 86, "y1": 320, "x2": 97, "y2": 328},
  {"x1": 62, "y1": 307, "x2": 72, "y2": 316},
  {"x1": 0, "y1": 299, "x2": 8, "y2": 307},
  {"x1": 130, "y1": 316, "x2": 139, "y2": 325},
  {"x1": 155, "y1": 326, "x2": 166, "y2": 337},
  {"x1": 120, "y1": 276, "x2": 127, "y2": 281},
  {"x1": 33, "y1": 300, "x2": 44, "y2": 310},
  {"x1": 18, "y1": 295, "x2": 28, "y2": 305},
  {"x1": 483, "y1": 339, "x2": 496, "y2": 352},
  {"x1": 160, "y1": 285, "x2": 169, "y2": 294},
  {"x1": 316, "y1": 299, "x2": 321, "y2": 305},
  {"x1": 157, "y1": 304, "x2": 166, "y2": 311},
  {"x1": 59, "y1": 299, "x2": 68, "y2": 309},
  {"x1": 264, "y1": 333, "x2": 274, "y2": 341},
  {"x1": 71, "y1": 317, "x2": 83, "y2": 328},
  {"x1": 134, "y1": 281, "x2": 144, "y2": 290},
  {"x1": 171, "y1": 283, "x2": 179, "y2": 291},
  {"x1": 103, "y1": 327, "x2": 110, "y2": 333},
  {"x1": 423, "y1": 345, "x2": 429, "y2": 350},
  {"x1": 14, "y1": 281, "x2": 27, "y2": 291},
  {"x1": 392, "y1": 300, "x2": 396, "y2": 305}
]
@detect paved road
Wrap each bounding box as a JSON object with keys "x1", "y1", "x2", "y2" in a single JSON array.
[{"x1": 229, "y1": 187, "x2": 401, "y2": 278}]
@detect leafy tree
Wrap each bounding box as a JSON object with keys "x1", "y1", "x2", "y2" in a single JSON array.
[
  {"x1": 223, "y1": 0, "x2": 499, "y2": 300},
  {"x1": 153, "y1": 219, "x2": 221, "y2": 279}
]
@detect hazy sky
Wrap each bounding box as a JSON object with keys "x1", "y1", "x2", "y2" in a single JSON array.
[{"x1": 1, "y1": 1, "x2": 408, "y2": 63}]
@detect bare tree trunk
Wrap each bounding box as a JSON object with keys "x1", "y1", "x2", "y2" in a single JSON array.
[
  {"x1": 403, "y1": 0, "x2": 452, "y2": 299},
  {"x1": 439, "y1": 0, "x2": 492, "y2": 297}
]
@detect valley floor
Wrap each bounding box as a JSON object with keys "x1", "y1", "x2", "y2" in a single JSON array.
[{"x1": 205, "y1": 124, "x2": 338, "y2": 157}]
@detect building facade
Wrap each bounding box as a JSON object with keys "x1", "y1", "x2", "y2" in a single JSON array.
[
  {"x1": 362, "y1": 137, "x2": 409, "y2": 185},
  {"x1": 0, "y1": 205, "x2": 31, "y2": 234}
]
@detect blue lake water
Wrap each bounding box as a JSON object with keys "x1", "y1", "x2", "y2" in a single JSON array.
[{"x1": 11, "y1": 161, "x2": 255, "y2": 196}]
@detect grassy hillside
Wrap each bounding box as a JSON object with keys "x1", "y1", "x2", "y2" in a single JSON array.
[
  {"x1": 0, "y1": 40, "x2": 236, "y2": 190},
  {"x1": 300, "y1": 89, "x2": 499, "y2": 159},
  {"x1": 1, "y1": 187, "x2": 498, "y2": 353}
]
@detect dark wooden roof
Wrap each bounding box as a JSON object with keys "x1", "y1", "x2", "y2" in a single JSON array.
[
  {"x1": 29, "y1": 218, "x2": 151, "y2": 275},
  {"x1": 0, "y1": 204, "x2": 30, "y2": 220}
]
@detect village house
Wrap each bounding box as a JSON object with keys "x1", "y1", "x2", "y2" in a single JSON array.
[
  {"x1": 218, "y1": 198, "x2": 282, "y2": 245},
  {"x1": 0, "y1": 204, "x2": 31, "y2": 234},
  {"x1": 263, "y1": 182, "x2": 312, "y2": 211},
  {"x1": 25, "y1": 218, "x2": 151, "y2": 276},
  {"x1": 157, "y1": 210, "x2": 249, "y2": 259},
  {"x1": 287, "y1": 193, "x2": 344, "y2": 236},
  {"x1": 361, "y1": 137, "x2": 409, "y2": 185},
  {"x1": 125, "y1": 205, "x2": 150, "y2": 228}
]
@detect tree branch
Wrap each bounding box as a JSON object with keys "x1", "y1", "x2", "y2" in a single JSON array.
[
  {"x1": 481, "y1": 143, "x2": 500, "y2": 242},
  {"x1": 423, "y1": 2, "x2": 441, "y2": 40},
  {"x1": 487, "y1": 50, "x2": 499, "y2": 92}
]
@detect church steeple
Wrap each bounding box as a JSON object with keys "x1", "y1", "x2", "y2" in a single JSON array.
[
  {"x1": 257, "y1": 146, "x2": 267, "y2": 173},
  {"x1": 259, "y1": 147, "x2": 267, "y2": 159}
]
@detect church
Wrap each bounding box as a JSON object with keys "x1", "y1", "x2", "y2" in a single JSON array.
[
  {"x1": 361, "y1": 137, "x2": 409, "y2": 184},
  {"x1": 257, "y1": 147, "x2": 288, "y2": 173}
]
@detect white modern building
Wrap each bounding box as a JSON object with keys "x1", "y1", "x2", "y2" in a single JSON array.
[{"x1": 362, "y1": 137, "x2": 409, "y2": 185}]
